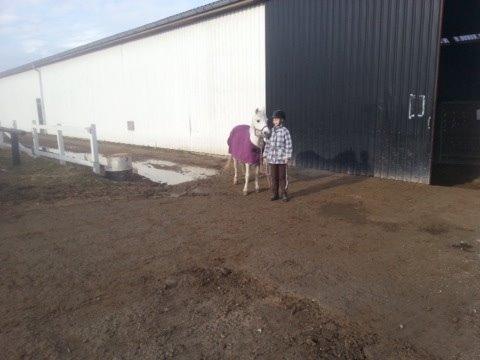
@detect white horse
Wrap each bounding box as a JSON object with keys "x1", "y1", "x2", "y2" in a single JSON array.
[{"x1": 227, "y1": 108, "x2": 270, "y2": 195}]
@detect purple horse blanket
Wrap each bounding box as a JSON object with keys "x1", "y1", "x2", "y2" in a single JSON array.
[{"x1": 227, "y1": 125, "x2": 261, "y2": 165}]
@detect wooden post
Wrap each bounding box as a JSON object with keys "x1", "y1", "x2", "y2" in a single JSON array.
[
  {"x1": 89, "y1": 124, "x2": 100, "y2": 174},
  {"x1": 56, "y1": 126, "x2": 66, "y2": 165},
  {"x1": 32, "y1": 121, "x2": 40, "y2": 157},
  {"x1": 0, "y1": 121, "x2": 4, "y2": 146},
  {"x1": 11, "y1": 132, "x2": 20, "y2": 166}
]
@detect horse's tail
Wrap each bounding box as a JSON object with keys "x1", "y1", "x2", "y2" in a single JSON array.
[
  {"x1": 225, "y1": 127, "x2": 236, "y2": 171},
  {"x1": 224, "y1": 154, "x2": 233, "y2": 171}
]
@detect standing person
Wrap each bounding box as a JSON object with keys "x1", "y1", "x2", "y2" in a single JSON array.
[{"x1": 264, "y1": 110, "x2": 293, "y2": 202}]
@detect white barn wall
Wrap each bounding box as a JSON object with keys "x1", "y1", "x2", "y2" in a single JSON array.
[
  {"x1": 0, "y1": 70, "x2": 40, "y2": 130},
  {"x1": 35, "y1": 4, "x2": 266, "y2": 154}
]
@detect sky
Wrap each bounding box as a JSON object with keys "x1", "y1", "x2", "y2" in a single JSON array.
[{"x1": 0, "y1": 0, "x2": 213, "y2": 72}]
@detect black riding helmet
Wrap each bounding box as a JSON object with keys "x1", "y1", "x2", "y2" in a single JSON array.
[
  {"x1": 272, "y1": 110, "x2": 286, "y2": 120},
  {"x1": 270, "y1": 110, "x2": 286, "y2": 129}
]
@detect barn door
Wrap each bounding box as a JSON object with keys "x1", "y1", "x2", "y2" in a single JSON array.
[
  {"x1": 266, "y1": 0, "x2": 444, "y2": 181},
  {"x1": 373, "y1": 0, "x2": 444, "y2": 183}
]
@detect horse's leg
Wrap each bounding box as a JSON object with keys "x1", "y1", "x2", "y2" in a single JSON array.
[
  {"x1": 254, "y1": 165, "x2": 260, "y2": 193},
  {"x1": 233, "y1": 158, "x2": 238, "y2": 185},
  {"x1": 243, "y1": 163, "x2": 250, "y2": 195}
]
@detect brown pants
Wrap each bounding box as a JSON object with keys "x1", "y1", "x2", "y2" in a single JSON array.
[{"x1": 270, "y1": 164, "x2": 287, "y2": 196}]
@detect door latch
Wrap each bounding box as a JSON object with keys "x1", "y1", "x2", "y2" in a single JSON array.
[
  {"x1": 409, "y1": 94, "x2": 416, "y2": 119},
  {"x1": 418, "y1": 95, "x2": 426, "y2": 118}
]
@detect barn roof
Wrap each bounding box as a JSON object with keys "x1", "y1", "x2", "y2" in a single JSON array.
[{"x1": 0, "y1": 0, "x2": 261, "y2": 79}]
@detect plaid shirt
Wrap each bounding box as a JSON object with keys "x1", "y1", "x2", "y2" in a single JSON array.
[{"x1": 264, "y1": 125, "x2": 293, "y2": 164}]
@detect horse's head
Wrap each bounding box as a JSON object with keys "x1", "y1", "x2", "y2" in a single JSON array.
[{"x1": 251, "y1": 108, "x2": 270, "y2": 139}]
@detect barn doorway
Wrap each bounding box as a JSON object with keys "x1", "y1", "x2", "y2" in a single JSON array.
[{"x1": 431, "y1": 0, "x2": 480, "y2": 186}]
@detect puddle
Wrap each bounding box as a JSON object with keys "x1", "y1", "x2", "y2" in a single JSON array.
[
  {"x1": 42, "y1": 148, "x2": 217, "y2": 185},
  {"x1": 135, "y1": 159, "x2": 218, "y2": 185}
]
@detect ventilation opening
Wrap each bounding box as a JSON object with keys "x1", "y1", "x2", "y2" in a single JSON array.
[{"x1": 431, "y1": 0, "x2": 480, "y2": 187}]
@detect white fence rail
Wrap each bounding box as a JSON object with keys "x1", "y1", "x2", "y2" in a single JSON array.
[
  {"x1": 0, "y1": 120, "x2": 34, "y2": 156},
  {"x1": 32, "y1": 122, "x2": 101, "y2": 174}
]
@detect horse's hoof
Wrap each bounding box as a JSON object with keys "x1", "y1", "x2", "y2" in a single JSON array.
[
  {"x1": 233, "y1": 179, "x2": 238, "y2": 185},
  {"x1": 243, "y1": 191, "x2": 248, "y2": 196},
  {"x1": 255, "y1": 188, "x2": 260, "y2": 193}
]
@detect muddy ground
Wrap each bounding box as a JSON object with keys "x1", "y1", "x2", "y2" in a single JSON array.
[{"x1": 0, "y1": 144, "x2": 479, "y2": 359}]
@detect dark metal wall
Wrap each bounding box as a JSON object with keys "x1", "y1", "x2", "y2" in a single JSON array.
[
  {"x1": 435, "y1": 102, "x2": 480, "y2": 165},
  {"x1": 266, "y1": 0, "x2": 443, "y2": 183}
]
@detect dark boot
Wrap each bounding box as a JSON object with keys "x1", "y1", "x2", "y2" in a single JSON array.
[
  {"x1": 270, "y1": 164, "x2": 280, "y2": 201},
  {"x1": 282, "y1": 193, "x2": 289, "y2": 202}
]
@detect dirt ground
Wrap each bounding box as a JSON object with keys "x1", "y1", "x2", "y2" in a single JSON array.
[{"x1": 1, "y1": 143, "x2": 479, "y2": 359}]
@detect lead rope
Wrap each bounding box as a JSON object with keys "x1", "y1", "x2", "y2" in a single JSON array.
[{"x1": 262, "y1": 146, "x2": 272, "y2": 189}]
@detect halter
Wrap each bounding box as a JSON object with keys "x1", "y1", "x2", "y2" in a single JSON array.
[{"x1": 253, "y1": 125, "x2": 269, "y2": 138}]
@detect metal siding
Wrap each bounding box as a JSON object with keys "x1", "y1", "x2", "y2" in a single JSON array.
[
  {"x1": 266, "y1": 0, "x2": 443, "y2": 183},
  {"x1": 420, "y1": 0, "x2": 444, "y2": 183},
  {"x1": 19, "y1": 5, "x2": 266, "y2": 154},
  {"x1": 0, "y1": 70, "x2": 40, "y2": 129},
  {"x1": 0, "y1": 0, "x2": 262, "y2": 79}
]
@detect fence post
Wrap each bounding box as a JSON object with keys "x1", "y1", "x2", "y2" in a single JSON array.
[
  {"x1": 10, "y1": 120, "x2": 22, "y2": 165},
  {"x1": 0, "y1": 121, "x2": 4, "y2": 146},
  {"x1": 32, "y1": 120, "x2": 40, "y2": 157},
  {"x1": 89, "y1": 124, "x2": 100, "y2": 174},
  {"x1": 56, "y1": 125, "x2": 66, "y2": 165},
  {"x1": 11, "y1": 132, "x2": 21, "y2": 166},
  {"x1": 32, "y1": 121, "x2": 40, "y2": 154}
]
